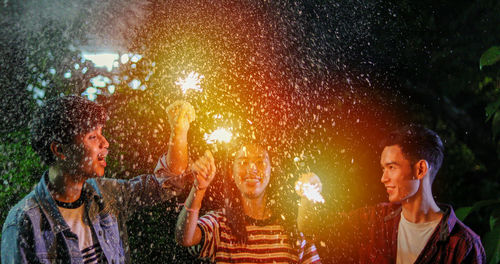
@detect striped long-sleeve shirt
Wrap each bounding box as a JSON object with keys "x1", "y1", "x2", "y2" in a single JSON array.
[{"x1": 189, "y1": 210, "x2": 321, "y2": 264}]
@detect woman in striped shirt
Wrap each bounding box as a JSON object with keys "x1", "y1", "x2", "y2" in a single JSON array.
[{"x1": 174, "y1": 143, "x2": 321, "y2": 264}]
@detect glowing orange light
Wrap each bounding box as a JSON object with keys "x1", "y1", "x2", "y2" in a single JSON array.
[
  {"x1": 204, "y1": 128, "x2": 233, "y2": 144},
  {"x1": 175, "y1": 71, "x2": 204, "y2": 94}
]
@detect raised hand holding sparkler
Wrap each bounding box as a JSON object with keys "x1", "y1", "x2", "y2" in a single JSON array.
[
  {"x1": 166, "y1": 100, "x2": 196, "y2": 131},
  {"x1": 154, "y1": 100, "x2": 195, "y2": 184},
  {"x1": 296, "y1": 172, "x2": 324, "y2": 235},
  {"x1": 295, "y1": 172, "x2": 325, "y2": 204},
  {"x1": 190, "y1": 150, "x2": 216, "y2": 190}
]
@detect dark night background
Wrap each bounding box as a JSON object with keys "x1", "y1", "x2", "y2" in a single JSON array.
[{"x1": 1, "y1": 0, "x2": 499, "y2": 262}]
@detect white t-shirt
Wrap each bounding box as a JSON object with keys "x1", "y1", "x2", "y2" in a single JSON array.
[
  {"x1": 396, "y1": 212, "x2": 441, "y2": 264},
  {"x1": 57, "y1": 199, "x2": 105, "y2": 263}
]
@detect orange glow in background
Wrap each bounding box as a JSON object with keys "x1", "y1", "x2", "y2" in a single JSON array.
[{"x1": 100, "y1": 2, "x2": 405, "y2": 257}]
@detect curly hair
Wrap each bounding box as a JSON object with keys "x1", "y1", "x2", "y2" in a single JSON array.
[{"x1": 30, "y1": 95, "x2": 107, "y2": 165}]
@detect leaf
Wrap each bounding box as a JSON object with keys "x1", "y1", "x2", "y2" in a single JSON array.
[
  {"x1": 490, "y1": 208, "x2": 500, "y2": 231},
  {"x1": 456, "y1": 200, "x2": 500, "y2": 221},
  {"x1": 486, "y1": 100, "x2": 500, "y2": 121},
  {"x1": 455, "y1": 206, "x2": 473, "y2": 221},
  {"x1": 480, "y1": 46, "x2": 500, "y2": 70},
  {"x1": 483, "y1": 225, "x2": 500, "y2": 264},
  {"x1": 493, "y1": 111, "x2": 500, "y2": 140}
]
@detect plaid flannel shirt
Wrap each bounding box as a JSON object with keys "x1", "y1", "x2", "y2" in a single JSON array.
[{"x1": 319, "y1": 203, "x2": 485, "y2": 263}]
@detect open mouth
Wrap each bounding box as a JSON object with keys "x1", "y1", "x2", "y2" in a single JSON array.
[{"x1": 97, "y1": 152, "x2": 107, "y2": 167}]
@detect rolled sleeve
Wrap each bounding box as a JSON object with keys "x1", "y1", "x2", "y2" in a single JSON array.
[
  {"x1": 188, "y1": 211, "x2": 221, "y2": 262},
  {"x1": 95, "y1": 173, "x2": 185, "y2": 217}
]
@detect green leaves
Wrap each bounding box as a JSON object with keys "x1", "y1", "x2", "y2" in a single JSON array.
[
  {"x1": 455, "y1": 206, "x2": 473, "y2": 221},
  {"x1": 484, "y1": 225, "x2": 500, "y2": 264},
  {"x1": 493, "y1": 111, "x2": 500, "y2": 141},
  {"x1": 456, "y1": 200, "x2": 500, "y2": 221},
  {"x1": 480, "y1": 46, "x2": 500, "y2": 70},
  {"x1": 485, "y1": 99, "x2": 500, "y2": 121},
  {"x1": 456, "y1": 200, "x2": 500, "y2": 263},
  {"x1": 479, "y1": 46, "x2": 500, "y2": 145}
]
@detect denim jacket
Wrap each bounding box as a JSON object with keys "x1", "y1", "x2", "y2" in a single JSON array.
[{"x1": 1, "y1": 170, "x2": 183, "y2": 264}]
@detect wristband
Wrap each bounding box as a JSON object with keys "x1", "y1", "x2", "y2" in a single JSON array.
[
  {"x1": 179, "y1": 203, "x2": 199, "y2": 213},
  {"x1": 194, "y1": 184, "x2": 207, "y2": 191}
]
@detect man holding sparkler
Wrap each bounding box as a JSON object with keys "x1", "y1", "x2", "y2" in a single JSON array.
[
  {"x1": 162, "y1": 111, "x2": 321, "y2": 262},
  {"x1": 1, "y1": 96, "x2": 191, "y2": 264},
  {"x1": 297, "y1": 125, "x2": 485, "y2": 263}
]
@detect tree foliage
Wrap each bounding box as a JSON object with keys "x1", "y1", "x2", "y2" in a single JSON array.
[{"x1": 1, "y1": 0, "x2": 499, "y2": 262}]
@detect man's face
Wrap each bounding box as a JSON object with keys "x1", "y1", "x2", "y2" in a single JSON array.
[
  {"x1": 65, "y1": 125, "x2": 109, "y2": 179},
  {"x1": 232, "y1": 145, "x2": 271, "y2": 199},
  {"x1": 380, "y1": 145, "x2": 420, "y2": 203}
]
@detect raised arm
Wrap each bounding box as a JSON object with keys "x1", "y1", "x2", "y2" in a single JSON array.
[
  {"x1": 296, "y1": 172, "x2": 324, "y2": 236},
  {"x1": 155, "y1": 101, "x2": 195, "y2": 175},
  {"x1": 175, "y1": 150, "x2": 216, "y2": 246}
]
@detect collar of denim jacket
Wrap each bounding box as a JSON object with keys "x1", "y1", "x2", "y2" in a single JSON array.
[{"x1": 34, "y1": 171, "x2": 71, "y2": 233}]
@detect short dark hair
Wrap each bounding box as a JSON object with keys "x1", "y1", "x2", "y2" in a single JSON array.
[
  {"x1": 30, "y1": 95, "x2": 107, "y2": 165},
  {"x1": 382, "y1": 124, "x2": 444, "y2": 183}
]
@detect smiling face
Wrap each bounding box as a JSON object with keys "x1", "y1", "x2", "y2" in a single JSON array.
[
  {"x1": 380, "y1": 145, "x2": 420, "y2": 203},
  {"x1": 64, "y1": 125, "x2": 109, "y2": 179},
  {"x1": 232, "y1": 144, "x2": 271, "y2": 200}
]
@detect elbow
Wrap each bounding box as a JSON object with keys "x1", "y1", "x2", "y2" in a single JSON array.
[
  {"x1": 175, "y1": 227, "x2": 196, "y2": 247},
  {"x1": 180, "y1": 240, "x2": 195, "y2": 247},
  {"x1": 169, "y1": 167, "x2": 186, "y2": 177},
  {"x1": 175, "y1": 235, "x2": 195, "y2": 247}
]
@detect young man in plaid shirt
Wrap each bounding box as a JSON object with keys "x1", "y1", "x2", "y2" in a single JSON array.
[{"x1": 298, "y1": 125, "x2": 485, "y2": 264}]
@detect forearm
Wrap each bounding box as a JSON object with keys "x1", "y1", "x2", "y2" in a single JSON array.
[
  {"x1": 166, "y1": 127, "x2": 189, "y2": 175},
  {"x1": 297, "y1": 197, "x2": 321, "y2": 236},
  {"x1": 175, "y1": 186, "x2": 206, "y2": 246}
]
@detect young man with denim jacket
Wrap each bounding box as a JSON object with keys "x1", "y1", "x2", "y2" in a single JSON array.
[{"x1": 1, "y1": 96, "x2": 195, "y2": 263}]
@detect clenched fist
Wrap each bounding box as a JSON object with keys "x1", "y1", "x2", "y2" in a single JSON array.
[
  {"x1": 191, "y1": 150, "x2": 216, "y2": 190},
  {"x1": 166, "y1": 100, "x2": 196, "y2": 132}
]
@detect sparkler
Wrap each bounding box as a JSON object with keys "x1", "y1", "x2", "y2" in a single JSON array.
[
  {"x1": 295, "y1": 181, "x2": 325, "y2": 204},
  {"x1": 175, "y1": 71, "x2": 204, "y2": 94},
  {"x1": 204, "y1": 127, "x2": 233, "y2": 144}
]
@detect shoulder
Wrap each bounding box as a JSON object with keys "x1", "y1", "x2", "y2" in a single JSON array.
[
  {"x1": 450, "y1": 218, "x2": 483, "y2": 247},
  {"x1": 90, "y1": 176, "x2": 124, "y2": 188},
  {"x1": 350, "y1": 202, "x2": 399, "y2": 220},
  {"x1": 201, "y1": 209, "x2": 226, "y2": 221},
  {"x1": 198, "y1": 209, "x2": 227, "y2": 227},
  {"x1": 2, "y1": 191, "x2": 38, "y2": 230},
  {"x1": 88, "y1": 176, "x2": 129, "y2": 196},
  {"x1": 446, "y1": 219, "x2": 486, "y2": 261},
  {"x1": 443, "y1": 204, "x2": 482, "y2": 247},
  {"x1": 374, "y1": 202, "x2": 400, "y2": 212}
]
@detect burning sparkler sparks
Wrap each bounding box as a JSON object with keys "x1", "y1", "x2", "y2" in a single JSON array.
[
  {"x1": 295, "y1": 181, "x2": 325, "y2": 204},
  {"x1": 204, "y1": 127, "x2": 233, "y2": 144},
  {"x1": 175, "y1": 71, "x2": 204, "y2": 94}
]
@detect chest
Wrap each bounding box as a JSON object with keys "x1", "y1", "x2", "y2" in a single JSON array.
[{"x1": 215, "y1": 224, "x2": 299, "y2": 263}]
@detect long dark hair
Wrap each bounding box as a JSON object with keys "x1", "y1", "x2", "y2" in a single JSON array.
[{"x1": 222, "y1": 143, "x2": 299, "y2": 246}]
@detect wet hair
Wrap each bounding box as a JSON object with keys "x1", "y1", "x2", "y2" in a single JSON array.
[
  {"x1": 223, "y1": 143, "x2": 298, "y2": 245},
  {"x1": 30, "y1": 95, "x2": 107, "y2": 165},
  {"x1": 382, "y1": 124, "x2": 444, "y2": 183}
]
